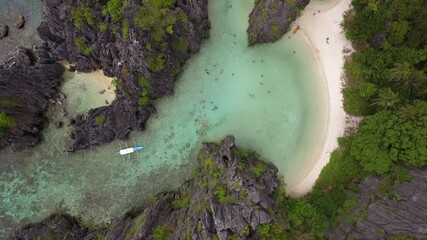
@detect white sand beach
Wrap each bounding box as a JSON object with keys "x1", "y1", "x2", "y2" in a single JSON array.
[
  {"x1": 60, "y1": 62, "x2": 116, "y2": 115},
  {"x1": 287, "y1": 0, "x2": 352, "y2": 196}
]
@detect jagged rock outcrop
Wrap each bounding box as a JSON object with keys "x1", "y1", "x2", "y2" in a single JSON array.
[
  {"x1": 15, "y1": 15, "x2": 26, "y2": 29},
  {"x1": 11, "y1": 215, "x2": 88, "y2": 240},
  {"x1": 0, "y1": 48, "x2": 64, "y2": 151},
  {"x1": 328, "y1": 169, "x2": 427, "y2": 239},
  {"x1": 0, "y1": 24, "x2": 8, "y2": 39},
  {"x1": 247, "y1": 0, "x2": 309, "y2": 46},
  {"x1": 12, "y1": 136, "x2": 286, "y2": 240},
  {"x1": 38, "y1": 0, "x2": 210, "y2": 151}
]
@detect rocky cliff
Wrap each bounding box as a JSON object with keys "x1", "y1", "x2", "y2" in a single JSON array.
[
  {"x1": 247, "y1": 0, "x2": 309, "y2": 46},
  {"x1": 0, "y1": 48, "x2": 64, "y2": 151},
  {"x1": 12, "y1": 136, "x2": 287, "y2": 240},
  {"x1": 328, "y1": 169, "x2": 427, "y2": 239},
  {"x1": 11, "y1": 137, "x2": 427, "y2": 239},
  {"x1": 38, "y1": 0, "x2": 210, "y2": 151}
]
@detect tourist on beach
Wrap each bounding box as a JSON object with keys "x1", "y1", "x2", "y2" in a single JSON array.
[{"x1": 326, "y1": 37, "x2": 329, "y2": 44}]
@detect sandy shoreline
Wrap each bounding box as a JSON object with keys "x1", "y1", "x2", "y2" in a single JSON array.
[
  {"x1": 287, "y1": 0, "x2": 352, "y2": 196},
  {"x1": 60, "y1": 62, "x2": 116, "y2": 103}
]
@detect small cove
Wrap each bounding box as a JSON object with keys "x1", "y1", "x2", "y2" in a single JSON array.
[{"x1": 0, "y1": 0, "x2": 327, "y2": 237}]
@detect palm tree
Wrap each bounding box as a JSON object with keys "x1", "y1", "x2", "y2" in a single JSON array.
[
  {"x1": 372, "y1": 88, "x2": 399, "y2": 110},
  {"x1": 396, "y1": 104, "x2": 417, "y2": 120},
  {"x1": 387, "y1": 62, "x2": 422, "y2": 95}
]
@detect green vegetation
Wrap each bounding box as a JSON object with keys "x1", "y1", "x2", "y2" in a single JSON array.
[
  {"x1": 99, "y1": 23, "x2": 108, "y2": 33},
  {"x1": 240, "y1": 225, "x2": 250, "y2": 237},
  {"x1": 342, "y1": 0, "x2": 426, "y2": 116},
  {"x1": 213, "y1": 185, "x2": 235, "y2": 204},
  {"x1": 271, "y1": 23, "x2": 280, "y2": 38},
  {"x1": 95, "y1": 116, "x2": 107, "y2": 125},
  {"x1": 349, "y1": 104, "x2": 427, "y2": 174},
  {"x1": 197, "y1": 221, "x2": 203, "y2": 232},
  {"x1": 251, "y1": 161, "x2": 265, "y2": 179},
  {"x1": 141, "y1": 0, "x2": 176, "y2": 10},
  {"x1": 172, "y1": 190, "x2": 190, "y2": 209},
  {"x1": 284, "y1": 198, "x2": 323, "y2": 237},
  {"x1": 111, "y1": 78, "x2": 121, "y2": 87},
  {"x1": 0, "y1": 112, "x2": 16, "y2": 135},
  {"x1": 133, "y1": 2, "x2": 180, "y2": 43},
  {"x1": 138, "y1": 76, "x2": 151, "y2": 106},
  {"x1": 75, "y1": 36, "x2": 93, "y2": 55},
  {"x1": 104, "y1": 0, "x2": 123, "y2": 23},
  {"x1": 71, "y1": 3, "x2": 96, "y2": 28},
  {"x1": 125, "y1": 214, "x2": 144, "y2": 240},
  {"x1": 147, "y1": 53, "x2": 166, "y2": 72},
  {"x1": 256, "y1": 223, "x2": 286, "y2": 240},
  {"x1": 122, "y1": 19, "x2": 130, "y2": 40},
  {"x1": 0, "y1": 96, "x2": 20, "y2": 108},
  {"x1": 172, "y1": 37, "x2": 188, "y2": 53},
  {"x1": 121, "y1": 65, "x2": 130, "y2": 77},
  {"x1": 95, "y1": 232, "x2": 106, "y2": 240},
  {"x1": 153, "y1": 224, "x2": 171, "y2": 240},
  {"x1": 279, "y1": 0, "x2": 427, "y2": 238}
]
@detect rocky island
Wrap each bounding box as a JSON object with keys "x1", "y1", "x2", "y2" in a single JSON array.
[
  {"x1": 11, "y1": 137, "x2": 427, "y2": 239},
  {"x1": 247, "y1": 0, "x2": 309, "y2": 46},
  {"x1": 2, "y1": 0, "x2": 209, "y2": 152},
  {"x1": 38, "y1": 0, "x2": 209, "y2": 151},
  {"x1": 13, "y1": 136, "x2": 289, "y2": 239},
  {"x1": 1, "y1": 0, "x2": 426, "y2": 239}
]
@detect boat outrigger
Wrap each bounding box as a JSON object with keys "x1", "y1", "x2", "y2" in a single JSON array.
[{"x1": 118, "y1": 138, "x2": 143, "y2": 160}]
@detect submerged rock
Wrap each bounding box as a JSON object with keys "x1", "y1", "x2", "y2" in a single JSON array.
[
  {"x1": 0, "y1": 24, "x2": 8, "y2": 39},
  {"x1": 12, "y1": 136, "x2": 286, "y2": 239},
  {"x1": 54, "y1": 121, "x2": 63, "y2": 128},
  {"x1": 247, "y1": 0, "x2": 309, "y2": 46},
  {"x1": 15, "y1": 15, "x2": 26, "y2": 29}
]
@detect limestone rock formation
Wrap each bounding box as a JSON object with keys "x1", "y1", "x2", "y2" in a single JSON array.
[
  {"x1": 328, "y1": 169, "x2": 427, "y2": 239},
  {"x1": 247, "y1": 0, "x2": 309, "y2": 46},
  {"x1": 0, "y1": 24, "x2": 8, "y2": 39},
  {"x1": 0, "y1": 48, "x2": 64, "y2": 151},
  {"x1": 12, "y1": 136, "x2": 286, "y2": 240},
  {"x1": 38, "y1": 0, "x2": 210, "y2": 151}
]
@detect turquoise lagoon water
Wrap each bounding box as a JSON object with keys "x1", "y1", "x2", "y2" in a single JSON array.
[
  {"x1": 0, "y1": 0, "x2": 43, "y2": 56},
  {"x1": 0, "y1": 0, "x2": 327, "y2": 237}
]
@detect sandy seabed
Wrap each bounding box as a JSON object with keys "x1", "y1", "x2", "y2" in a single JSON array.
[{"x1": 60, "y1": 62, "x2": 116, "y2": 112}]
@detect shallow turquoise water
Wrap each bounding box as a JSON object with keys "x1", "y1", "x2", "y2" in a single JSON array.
[
  {"x1": 0, "y1": 0, "x2": 42, "y2": 56},
  {"x1": 0, "y1": 0, "x2": 326, "y2": 237}
]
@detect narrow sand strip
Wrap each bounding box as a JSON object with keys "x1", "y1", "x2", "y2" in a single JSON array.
[{"x1": 288, "y1": 0, "x2": 352, "y2": 196}]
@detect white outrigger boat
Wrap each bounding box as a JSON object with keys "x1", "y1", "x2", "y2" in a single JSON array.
[{"x1": 119, "y1": 138, "x2": 143, "y2": 160}]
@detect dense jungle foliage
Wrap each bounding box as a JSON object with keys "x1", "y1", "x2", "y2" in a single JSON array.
[{"x1": 281, "y1": 0, "x2": 427, "y2": 238}]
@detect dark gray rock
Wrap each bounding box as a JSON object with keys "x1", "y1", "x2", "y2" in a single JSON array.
[
  {"x1": 0, "y1": 48, "x2": 64, "y2": 151},
  {"x1": 59, "y1": 108, "x2": 67, "y2": 117},
  {"x1": 247, "y1": 0, "x2": 309, "y2": 46},
  {"x1": 0, "y1": 24, "x2": 8, "y2": 39},
  {"x1": 54, "y1": 121, "x2": 63, "y2": 128},
  {"x1": 12, "y1": 215, "x2": 88, "y2": 240},
  {"x1": 328, "y1": 168, "x2": 427, "y2": 239},
  {"x1": 12, "y1": 137, "x2": 286, "y2": 240},
  {"x1": 38, "y1": 0, "x2": 210, "y2": 151},
  {"x1": 15, "y1": 15, "x2": 26, "y2": 29}
]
